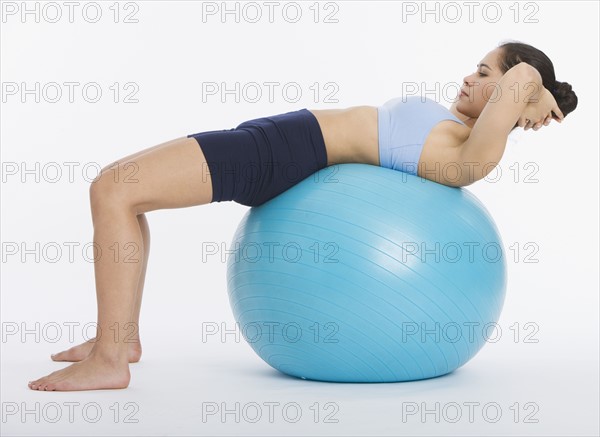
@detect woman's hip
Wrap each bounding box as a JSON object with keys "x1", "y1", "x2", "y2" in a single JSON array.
[{"x1": 187, "y1": 108, "x2": 328, "y2": 207}]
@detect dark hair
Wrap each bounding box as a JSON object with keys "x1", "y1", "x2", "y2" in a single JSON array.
[{"x1": 497, "y1": 40, "x2": 578, "y2": 121}]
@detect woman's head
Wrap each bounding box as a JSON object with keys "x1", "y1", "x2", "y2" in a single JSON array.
[
  {"x1": 497, "y1": 41, "x2": 578, "y2": 119},
  {"x1": 457, "y1": 41, "x2": 578, "y2": 128}
]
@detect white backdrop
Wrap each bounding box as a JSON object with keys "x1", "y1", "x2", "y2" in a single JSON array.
[{"x1": 1, "y1": 1, "x2": 598, "y2": 436}]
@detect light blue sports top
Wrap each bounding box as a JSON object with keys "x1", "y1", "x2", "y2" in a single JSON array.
[{"x1": 378, "y1": 96, "x2": 466, "y2": 175}]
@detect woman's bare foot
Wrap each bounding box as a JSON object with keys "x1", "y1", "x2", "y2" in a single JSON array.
[
  {"x1": 29, "y1": 352, "x2": 130, "y2": 391},
  {"x1": 51, "y1": 337, "x2": 142, "y2": 363}
]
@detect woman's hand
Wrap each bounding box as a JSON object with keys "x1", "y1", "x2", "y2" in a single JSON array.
[{"x1": 518, "y1": 87, "x2": 565, "y2": 131}]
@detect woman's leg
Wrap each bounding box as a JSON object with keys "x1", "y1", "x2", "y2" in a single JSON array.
[
  {"x1": 50, "y1": 139, "x2": 182, "y2": 363},
  {"x1": 50, "y1": 214, "x2": 149, "y2": 363},
  {"x1": 28, "y1": 135, "x2": 214, "y2": 391}
]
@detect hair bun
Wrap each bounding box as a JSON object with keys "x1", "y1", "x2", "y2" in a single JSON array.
[{"x1": 553, "y1": 80, "x2": 578, "y2": 116}]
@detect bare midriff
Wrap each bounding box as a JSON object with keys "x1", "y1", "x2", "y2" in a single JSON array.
[
  {"x1": 307, "y1": 106, "x2": 379, "y2": 167},
  {"x1": 308, "y1": 106, "x2": 469, "y2": 175}
]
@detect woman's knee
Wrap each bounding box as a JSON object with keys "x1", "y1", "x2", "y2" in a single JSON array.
[{"x1": 89, "y1": 161, "x2": 138, "y2": 211}]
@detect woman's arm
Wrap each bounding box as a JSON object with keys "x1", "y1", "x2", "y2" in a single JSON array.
[{"x1": 457, "y1": 62, "x2": 543, "y2": 186}]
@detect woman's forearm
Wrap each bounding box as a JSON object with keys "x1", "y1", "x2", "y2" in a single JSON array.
[{"x1": 517, "y1": 62, "x2": 544, "y2": 104}]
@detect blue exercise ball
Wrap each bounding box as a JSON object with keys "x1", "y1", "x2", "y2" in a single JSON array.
[{"x1": 226, "y1": 163, "x2": 507, "y2": 383}]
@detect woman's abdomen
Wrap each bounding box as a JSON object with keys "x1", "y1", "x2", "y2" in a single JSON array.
[{"x1": 308, "y1": 106, "x2": 379, "y2": 166}]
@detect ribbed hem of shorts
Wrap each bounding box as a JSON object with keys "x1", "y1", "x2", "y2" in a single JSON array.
[{"x1": 301, "y1": 108, "x2": 329, "y2": 169}]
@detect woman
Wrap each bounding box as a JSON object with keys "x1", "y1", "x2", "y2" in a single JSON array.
[{"x1": 28, "y1": 41, "x2": 577, "y2": 391}]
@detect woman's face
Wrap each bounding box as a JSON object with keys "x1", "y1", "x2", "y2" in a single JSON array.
[{"x1": 456, "y1": 47, "x2": 505, "y2": 118}]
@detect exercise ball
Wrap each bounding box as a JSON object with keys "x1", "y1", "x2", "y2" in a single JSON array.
[{"x1": 226, "y1": 163, "x2": 507, "y2": 383}]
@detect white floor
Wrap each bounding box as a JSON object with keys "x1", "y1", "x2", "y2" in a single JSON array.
[{"x1": 2, "y1": 332, "x2": 598, "y2": 437}]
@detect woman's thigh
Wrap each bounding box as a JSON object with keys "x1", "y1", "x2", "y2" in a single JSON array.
[{"x1": 93, "y1": 136, "x2": 213, "y2": 214}]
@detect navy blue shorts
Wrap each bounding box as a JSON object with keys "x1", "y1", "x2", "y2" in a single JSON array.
[{"x1": 187, "y1": 108, "x2": 328, "y2": 207}]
